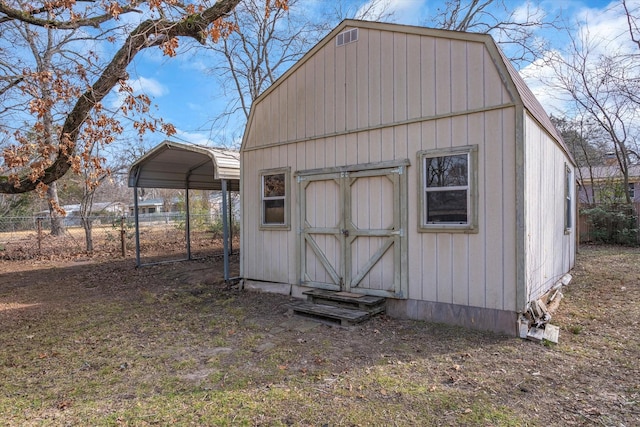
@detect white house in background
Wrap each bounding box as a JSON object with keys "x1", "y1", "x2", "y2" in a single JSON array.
[
  {"x1": 128, "y1": 194, "x2": 240, "y2": 218},
  {"x1": 239, "y1": 20, "x2": 576, "y2": 335},
  {"x1": 36, "y1": 202, "x2": 127, "y2": 226},
  {"x1": 128, "y1": 198, "x2": 166, "y2": 215},
  {"x1": 37, "y1": 202, "x2": 127, "y2": 217},
  {"x1": 578, "y1": 164, "x2": 640, "y2": 205}
]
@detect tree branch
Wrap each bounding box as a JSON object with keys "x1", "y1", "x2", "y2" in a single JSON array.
[
  {"x1": 0, "y1": 0, "x2": 242, "y2": 194},
  {"x1": 0, "y1": 1, "x2": 144, "y2": 28}
]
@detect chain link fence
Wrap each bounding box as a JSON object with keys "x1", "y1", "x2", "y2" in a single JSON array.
[{"x1": 0, "y1": 213, "x2": 239, "y2": 262}]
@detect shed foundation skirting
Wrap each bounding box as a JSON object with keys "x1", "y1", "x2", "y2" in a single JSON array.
[
  {"x1": 243, "y1": 280, "x2": 291, "y2": 296},
  {"x1": 386, "y1": 299, "x2": 517, "y2": 336}
]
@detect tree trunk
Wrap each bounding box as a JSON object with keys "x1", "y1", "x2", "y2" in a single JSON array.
[
  {"x1": 81, "y1": 217, "x2": 93, "y2": 254},
  {"x1": 47, "y1": 182, "x2": 65, "y2": 236}
]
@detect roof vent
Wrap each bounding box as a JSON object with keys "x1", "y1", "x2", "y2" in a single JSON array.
[{"x1": 336, "y1": 28, "x2": 358, "y2": 46}]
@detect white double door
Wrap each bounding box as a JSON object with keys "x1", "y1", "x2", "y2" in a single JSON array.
[{"x1": 298, "y1": 164, "x2": 407, "y2": 298}]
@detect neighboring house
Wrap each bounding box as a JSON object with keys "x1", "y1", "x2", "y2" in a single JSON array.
[
  {"x1": 129, "y1": 198, "x2": 167, "y2": 215},
  {"x1": 577, "y1": 164, "x2": 640, "y2": 205},
  {"x1": 37, "y1": 202, "x2": 127, "y2": 217},
  {"x1": 36, "y1": 202, "x2": 127, "y2": 225},
  {"x1": 239, "y1": 20, "x2": 576, "y2": 335},
  {"x1": 128, "y1": 194, "x2": 240, "y2": 218}
]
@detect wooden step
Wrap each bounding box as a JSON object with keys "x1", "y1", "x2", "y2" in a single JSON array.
[
  {"x1": 290, "y1": 301, "x2": 372, "y2": 326},
  {"x1": 302, "y1": 289, "x2": 386, "y2": 315}
]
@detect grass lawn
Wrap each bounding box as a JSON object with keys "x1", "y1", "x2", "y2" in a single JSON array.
[{"x1": 0, "y1": 245, "x2": 638, "y2": 426}]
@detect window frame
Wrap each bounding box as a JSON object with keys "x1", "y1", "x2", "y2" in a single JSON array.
[
  {"x1": 259, "y1": 167, "x2": 291, "y2": 230},
  {"x1": 564, "y1": 164, "x2": 573, "y2": 233},
  {"x1": 418, "y1": 145, "x2": 478, "y2": 233}
]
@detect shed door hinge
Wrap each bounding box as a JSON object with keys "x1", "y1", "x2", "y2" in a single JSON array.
[{"x1": 391, "y1": 228, "x2": 404, "y2": 237}]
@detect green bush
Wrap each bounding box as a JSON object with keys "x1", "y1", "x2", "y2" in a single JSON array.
[{"x1": 581, "y1": 204, "x2": 638, "y2": 245}]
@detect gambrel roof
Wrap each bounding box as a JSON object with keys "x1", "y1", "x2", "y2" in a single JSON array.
[{"x1": 244, "y1": 19, "x2": 571, "y2": 162}]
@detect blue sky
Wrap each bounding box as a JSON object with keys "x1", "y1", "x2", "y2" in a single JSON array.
[{"x1": 124, "y1": 0, "x2": 634, "y2": 149}]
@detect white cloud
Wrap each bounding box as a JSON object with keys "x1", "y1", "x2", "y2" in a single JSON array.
[
  {"x1": 108, "y1": 76, "x2": 168, "y2": 110},
  {"x1": 520, "y1": 51, "x2": 574, "y2": 116},
  {"x1": 512, "y1": 1, "x2": 546, "y2": 28},
  {"x1": 173, "y1": 129, "x2": 213, "y2": 146},
  {"x1": 574, "y1": 0, "x2": 638, "y2": 54},
  {"x1": 518, "y1": 0, "x2": 640, "y2": 118},
  {"x1": 129, "y1": 77, "x2": 168, "y2": 97},
  {"x1": 355, "y1": 0, "x2": 428, "y2": 25}
]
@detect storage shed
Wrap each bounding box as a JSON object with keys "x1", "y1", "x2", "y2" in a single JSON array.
[{"x1": 240, "y1": 20, "x2": 576, "y2": 335}]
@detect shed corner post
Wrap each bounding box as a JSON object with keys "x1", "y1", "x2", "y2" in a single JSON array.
[{"x1": 222, "y1": 179, "x2": 230, "y2": 282}]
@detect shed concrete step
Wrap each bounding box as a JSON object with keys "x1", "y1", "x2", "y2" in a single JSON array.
[
  {"x1": 290, "y1": 301, "x2": 371, "y2": 326},
  {"x1": 302, "y1": 289, "x2": 386, "y2": 315}
]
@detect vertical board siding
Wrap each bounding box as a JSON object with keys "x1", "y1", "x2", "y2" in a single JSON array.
[
  {"x1": 368, "y1": 29, "x2": 382, "y2": 128},
  {"x1": 357, "y1": 132, "x2": 370, "y2": 164},
  {"x1": 436, "y1": 234, "x2": 453, "y2": 303},
  {"x1": 452, "y1": 233, "x2": 470, "y2": 306},
  {"x1": 420, "y1": 37, "x2": 437, "y2": 118},
  {"x1": 450, "y1": 39, "x2": 468, "y2": 112},
  {"x1": 467, "y1": 42, "x2": 485, "y2": 110},
  {"x1": 435, "y1": 38, "x2": 452, "y2": 115},
  {"x1": 483, "y1": 50, "x2": 505, "y2": 107},
  {"x1": 484, "y1": 109, "x2": 506, "y2": 310},
  {"x1": 244, "y1": 30, "x2": 511, "y2": 149},
  {"x1": 305, "y1": 57, "x2": 316, "y2": 139},
  {"x1": 524, "y1": 114, "x2": 575, "y2": 303},
  {"x1": 324, "y1": 44, "x2": 336, "y2": 134},
  {"x1": 369, "y1": 129, "x2": 382, "y2": 163},
  {"x1": 406, "y1": 35, "x2": 422, "y2": 120},
  {"x1": 467, "y1": 112, "x2": 487, "y2": 308},
  {"x1": 380, "y1": 31, "x2": 394, "y2": 124},
  {"x1": 335, "y1": 37, "x2": 347, "y2": 133},
  {"x1": 501, "y1": 108, "x2": 517, "y2": 311},
  {"x1": 313, "y1": 50, "x2": 325, "y2": 137},
  {"x1": 345, "y1": 36, "x2": 359, "y2": 131},
  {"x1": 393, "y1": 33, "x2": 408, "y2": 122},
  {"x1": 240, "y1": 26, "x2": 536, "y2": 312},
  {"x1": 296, "y1": 64, "x2": 306, "y2": 139},
  {"x1": 356, "y1": 29, "x2": 370, "y2": 129},
  {"x1": 287, "y1": 75, "x2": 297, "y2": 141}
]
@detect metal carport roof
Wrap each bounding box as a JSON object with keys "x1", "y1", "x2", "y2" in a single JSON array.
[{"x1": 128, "y1": 140, "x2": 240, "y2": 191}]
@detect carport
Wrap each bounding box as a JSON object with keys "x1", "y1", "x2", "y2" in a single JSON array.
[{"x1": 128, "y1": 140, "x2": 239, "y2": 280}]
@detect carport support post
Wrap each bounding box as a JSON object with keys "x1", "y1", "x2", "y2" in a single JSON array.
[
  {"x1": 222, "y1": 179, "x2": 229, "y2": 282},
  {"x1": 185, "y1": 187, "x2": 191, "y2": 260},
  {"x1": 134, "y1": 187, "x2": 141, "y2": 267},
  {"x1": 229, "y1": 189, "x2": 233, "y2": 255}
]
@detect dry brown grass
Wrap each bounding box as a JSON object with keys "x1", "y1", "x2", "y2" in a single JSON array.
[{"x1": 0, "y1": 245, "x2": 638, "y2": 426}]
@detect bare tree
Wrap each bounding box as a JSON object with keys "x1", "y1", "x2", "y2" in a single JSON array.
[
  {"x1": 207, "y1": 0, "x2": 395, "y2": 141},
  {"x1": 430, "y1": 0, "x2": 561, "y2": 66},
  {"x1": 0, "y1": 0, "x2": 287, "y2": 195},
  {"x1": 6, "y1": 22, "x2": 78, "y2": 235},
  {"x1": 551, "y1": 115, "x2": 610, "y2": 204},
  {"x1": 544, "y1": 11, "x2": 640, "y2": 204}
]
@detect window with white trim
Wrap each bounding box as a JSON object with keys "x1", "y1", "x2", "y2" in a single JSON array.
[
  {"x1": 565, "y1": 165, "x2": 573, "y2": 231},
  {"x1": 418, "y1": 146, "x2": 478, "y2": 232},
  {"x1": 260, "y1": 168, "x2": 290, "y2": 228}
]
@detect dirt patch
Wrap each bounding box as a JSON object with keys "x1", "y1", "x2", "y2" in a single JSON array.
[{"x1": 0, "y1": 245, "x2": 638, "y2": 425}]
